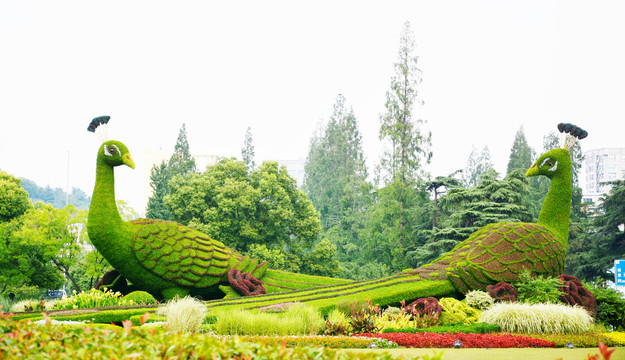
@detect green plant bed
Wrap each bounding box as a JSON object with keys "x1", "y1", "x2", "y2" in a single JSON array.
[
  {"x1": 204, "y1": 272, "x2": 458, "y2": 316},
  {"x1": 14, "y1": 307, "x2": 158, "y2": 324},
  {"x1": 129, "y1": 313, "x2": 166, "y2": 326},
  {"x1": 522, "y1": 332, "x2": 620, "y2": 347},
  {"x1": 382, "y1": 322, "x2": 500, "y2": 334},
  {"x1": 1, "y1": 312, "x2": 419, "y2": 360}
]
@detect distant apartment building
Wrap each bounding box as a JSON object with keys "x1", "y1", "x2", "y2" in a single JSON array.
[
  {"x1": 274, "y1": 158, "x2": 306, "y2": 187},
  {"x1": 582, "y1": 148, "x2": 625, "y2": 206}
]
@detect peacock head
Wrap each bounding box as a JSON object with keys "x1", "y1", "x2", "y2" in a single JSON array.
[
  {"x1": 526, "y1": 123, "x2": 587, "y2": 180},
  {"x1": 526, "y1": 148, "x2": 571, "y2": 180},
  {"x1": 98, "y1": 140, "x2": 135, "y2": 169}
]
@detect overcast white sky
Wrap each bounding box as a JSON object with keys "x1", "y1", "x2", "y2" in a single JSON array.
[{"x1": 1, "y1": 1, "x2": 624, "y2": 215}]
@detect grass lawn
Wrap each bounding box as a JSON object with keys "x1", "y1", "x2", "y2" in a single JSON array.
[{"x1": 346, "y1": 347, "x2": 625, "y2": 360}]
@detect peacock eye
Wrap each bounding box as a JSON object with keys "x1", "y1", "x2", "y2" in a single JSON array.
[
  {"x1": 548, "y1": 162, "x2": 553, "y2": 166},
  {"x1": 108, "y1": 147, "x2": 117, "y2": 155}
]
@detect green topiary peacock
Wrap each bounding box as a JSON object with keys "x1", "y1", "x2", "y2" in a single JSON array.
[
  {"x1": 86, "y1": 116, "x2": 268, "y2": 301},
  {"x1": 411, "y1": 123, "x2": 588, "y2": 294},
  {"x1": 86, "y1": 117, "x2": 587, "y2": 306}
]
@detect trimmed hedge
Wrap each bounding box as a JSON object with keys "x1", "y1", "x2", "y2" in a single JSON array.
[{"x1": 382, "y1": 322, "x2": 500, "y2": 334}]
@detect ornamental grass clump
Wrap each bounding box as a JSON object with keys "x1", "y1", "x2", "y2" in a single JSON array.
[
  {"x1": 479, "y1": 302, "x2": 592, "y2": 334},
  {"x1": 157, "y1": 296, "x2": 207, "y2": 334},
  {"x1": 215, "y1": 303, "x2": 324, "y2": 336},
  {"x1": 11, "y1": 299, "x2": 58, "y2": 312}
]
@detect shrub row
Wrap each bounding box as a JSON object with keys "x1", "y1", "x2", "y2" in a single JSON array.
[
  {"x1": 382, "y1": 322, "x2": 500, "y2": 334},
  {"x1": 522, "y1": 332, "x2": 620, "y2": 347},
  {"x1": 358, "y1": 332, "x2": 556, "y2": 348},
  {"x1": 0, "y1": 312, "x2": 415, "y2": 360}
]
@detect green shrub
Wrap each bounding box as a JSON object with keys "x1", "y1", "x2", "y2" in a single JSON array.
[
  {"x1": 215, "y1": 304, "x2": 324, "y2": 336},
  {"x1": 464, "y1": 290, "x2": 494, "y2": 310},
  {"x1": 0, "y1": 296, "x2": 12, "y2": 312},
  {"x1": 382, "y1": 322, "x2": 500, "y2": 334},
  {"x1": 122, "y1": 291, "x2": 157, "y2": 305},
  {"x1": 374, "y1": 311, "x2": 414, "y2": 331},
  {"x1": 0, "y1": 311, "x2": 411, "y2": 359},
  {"x1": 438, "y1": 297, "x2": 480, "y2": 325},
  {"x1": 514, "y1": 270, "x2": 563, "y2": 304},
  {"x1": 4, "y1": 285, "x2": 41, "y2": 301},
  {"x1": 479, "y1": 302, "x2": 592, "y2": 334},
  {"x1": 589, "y1": 281, "x2": 625, "y2": 330},
  {"x1": 324, "y1": 308, "x2": 351, "y2": 335},
  {"x1": 157, "y1": 296, "x2": 207, "y2": 334}
]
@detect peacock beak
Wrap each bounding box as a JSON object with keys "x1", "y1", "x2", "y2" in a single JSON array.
[
  {"x1": 526, "y1": 163, "x2": 539, "y2": 177},
  {"x1": 122, "y1": 153, "x2": 135, "y2": 169}
]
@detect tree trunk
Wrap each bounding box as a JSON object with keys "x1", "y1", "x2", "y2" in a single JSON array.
[{"x1": 51, "y1": 258, "x2": 82, "y2": 293}]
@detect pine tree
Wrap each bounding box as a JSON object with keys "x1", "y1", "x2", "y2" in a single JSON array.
[
  {"x1": 506, "y1": 126, "x2": 535, "y2": 175},
  {"x1": 463, "y1": 145, "x2": 494, "y2": 188},
  {"x1": 146, "y1": 124, "x2": 196, "y2": 219},
  {"x1": 241, "y1": 126, "x2": 256, "y2": 172},
  {"x1": 304, "y1": 95, "x2": 369, "y2": 230},
  {"x1": 377, "y1": 21, "x2": 431, "y2": 254},
  {"x1": 168, "y1": 124, "x2": 196, "y2": 175}
]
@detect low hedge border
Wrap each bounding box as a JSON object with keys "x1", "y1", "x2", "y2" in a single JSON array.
[{"x1": 383, "y1": 322, "x2": 500, "y2": 334}]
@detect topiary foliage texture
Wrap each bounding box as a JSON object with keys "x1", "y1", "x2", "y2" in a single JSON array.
[
  {"x1": 86, "y1": 116, "x2": 268, "y2": 301},
  {"x1": 228, "y1": 268, "x2": 267, "y2": 296},
  {"x1": 559, "y1": 274, "x2": 597, "y2": 316},
  {"x1": 403, "y1": 297, "x2": 442, "y2": 319},
  {"x1": 86, "y1": 118, "x2": 586, "y2": 303},
  {"x1": 486, "y1": 282, "x2": 517, "y2": 302}
]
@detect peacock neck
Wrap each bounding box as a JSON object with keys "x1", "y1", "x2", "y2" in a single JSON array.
[
  {"x1": 537, "y1": 173, "x2": 572, "y2": 247},
  {"x1": 88, "y1": 158, "x2": 123, "y2": 237}
]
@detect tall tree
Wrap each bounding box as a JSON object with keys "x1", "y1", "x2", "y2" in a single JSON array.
[
  {"x1": 408, "y1": 169, "x2": 533, "y2": 268},
  {"x1": 0, "y1": 171, "x2": 30, "y2": 222},
  {"x1": 463, "y1": 146, "x2": 494, "y2": 188},
  {"x1": 568, "y1": 180, "x2": 625, "y2": 281},
  {"x1": 165, "y1": 158, "x2": 321, "y2": 253},
  {"x1": 506, "y1": 126, "x2": 535, "y2": 175},
  {"x1": 241, "y1": 126, "x2": 256, "y2": 172},
  {"x1": 146, "y1": 124, "x2": 196, "y2": 219},
  {"x1": 168, "y1": 124, "x2": 197, "y2": 175},
  {"x1": 303, "y1": 94, "x2": 370, "y2": 231},
  {"x1": 377, "y1": 21, "x2": 432, "y2": 254}
]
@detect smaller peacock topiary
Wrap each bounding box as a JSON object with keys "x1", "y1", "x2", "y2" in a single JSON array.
[{"x1": 86, "y1": 116, "x2": 268, "y2": 301}]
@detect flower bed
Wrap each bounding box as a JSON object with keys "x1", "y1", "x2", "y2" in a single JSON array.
[{"x1": 358, "y1": 332, "x2": 556, "y2": 348}]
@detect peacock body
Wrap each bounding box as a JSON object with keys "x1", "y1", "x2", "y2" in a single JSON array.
[
  {"x1": 86, "y1": 118, "x2": 586, "y2": 305},
  {"x1": 86, "y1": 118, "x2": 267, "y2": 300},
  {"x1": 412, "y1": 137, "x2": 582, "y2": 294}
]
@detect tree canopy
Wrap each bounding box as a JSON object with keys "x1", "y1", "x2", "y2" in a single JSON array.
[{"x1": 165, "y1": 158, "x2": 321, "y2": 252}]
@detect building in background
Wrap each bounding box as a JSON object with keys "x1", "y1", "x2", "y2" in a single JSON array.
[
  {"x1": 582, "y1": 148, "x2": 625, "y2": 208},
  {"x1": 274, "y1": 158, "x2": 306, "y2": 187}
]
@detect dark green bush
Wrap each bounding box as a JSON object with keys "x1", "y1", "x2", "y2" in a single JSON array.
[
  {"x1": 122, "y1": 291, "x2": 157, "y2": 305},
  {"x1": 382, "y1": 322, "x2": 500, "y2": 334},
  {"x1": 589, "y1": 281, "x2": 625, "y2": 330}
]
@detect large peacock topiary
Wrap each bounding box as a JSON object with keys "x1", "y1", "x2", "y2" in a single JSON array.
[
  {"x1": 86, "y1": 117, "x2": 587, "y2": 306},
  {"x1": 86, "y1": 116, "x2": 268, "y2": 301},
  {"x1": 410, "y1": 123, "x2": 588, "y2": 293}
]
